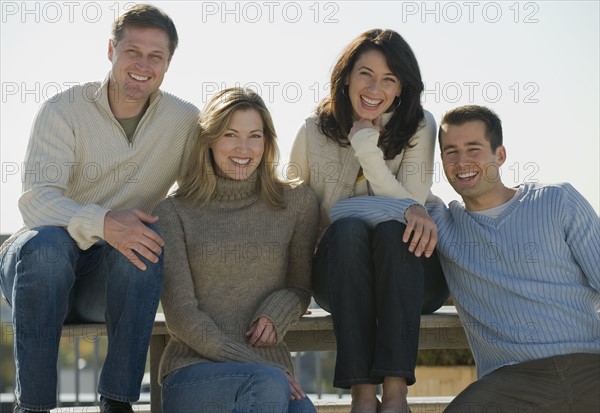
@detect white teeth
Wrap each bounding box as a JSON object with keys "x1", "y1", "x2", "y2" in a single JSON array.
[
  {"x1": 231, "y1": 157, "x2": 250, "y2": 165},
  {"x1": 129, "y1": 73, "x2": 149, "y2": 81},
  {"x1": 457, "y1": 171, "x2": 477, "y2": 179},
  {"x1": 361, "y1": 95, "x2": 382, "y2": 107}
]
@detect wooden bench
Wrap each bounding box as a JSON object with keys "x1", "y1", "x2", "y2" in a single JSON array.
[{"x1": 50, "y1": 306, "x2": 467, "y2": 413}]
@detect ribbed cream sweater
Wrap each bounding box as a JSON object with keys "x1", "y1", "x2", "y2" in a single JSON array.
[
  {"x1": 288, "y1": 111, "x2": 436, "y2": 236},
  {"x1": 154, "y1": 175, "x2": 319, "y2": 384},
  {"x1": 16, "y1": 74, "x2": 200, "y2": 249}
]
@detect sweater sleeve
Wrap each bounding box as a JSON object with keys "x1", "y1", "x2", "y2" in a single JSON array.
[
  {"x1": 252, "y1": 186, "x2": 319, "y2": 342},
  {"x1": 287, "y1": 121, "x2": 311, "y2": 184},
  {"x1": 350, "y1": 110, "x2": 436, "y2": 203},
  {"x1": 177, "y1": 122, "x2": 201, "y2": 181},
  {"x1": 561, "y1": 184, "x2": 600, "y2": 292},
  {"x1": 17, "y1": 100, "x2": 109, "y2": 250},
  {"x1": 155, "y1": 199, "x2": 267, "y2": 364},
  {"x1": 329, "y1": 196, "x2": 418, "y2": 227}
]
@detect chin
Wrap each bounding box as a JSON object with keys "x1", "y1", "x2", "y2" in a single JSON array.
[{"x1": 358, "y1": 111, "x2": 382, "y2": 121}]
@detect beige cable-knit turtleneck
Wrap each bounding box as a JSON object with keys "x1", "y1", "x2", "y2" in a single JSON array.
[{"x1": 154, "y1": 174, "x2": 318, "y2": 383}]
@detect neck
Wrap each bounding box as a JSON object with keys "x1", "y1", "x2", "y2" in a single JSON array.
[
  {"x1": 463, "y1": 184, "x2": 517, "y2": 211},
  {"x1": 108, "y1": 82, "x2": 149, "y2": 120},
  {"x1": 211, "y1": 172, "x2": 261, "y2": 209}
]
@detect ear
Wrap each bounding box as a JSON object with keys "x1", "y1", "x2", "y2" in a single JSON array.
[
  {"x1": 108, "y1": 39, "x2": 115, "y2": 62},
  {"x1": 495, "y1": 145, "x2": 507, "y2": 167}
]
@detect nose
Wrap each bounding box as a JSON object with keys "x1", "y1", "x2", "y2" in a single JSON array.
[
  {"x1": 368, "y1": 77, "x2": 380, "y2": 92},
  {"x1": 135, "y1": 55, "x2": 150, "y2": 70},
  {"x1": 237, "y1": 136, "x2": 250, "y2": 153}
]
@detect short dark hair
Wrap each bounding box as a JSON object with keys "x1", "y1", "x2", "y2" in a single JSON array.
[
  {"x1": 316, "y1": 29, "x2": 425, "y2": 160},
  {"x1": 439, "y1": 105, "x2": 503, "y2": 152},
  {"x1": 111, "y1": 4, "x2": 178, "y2": 58}
]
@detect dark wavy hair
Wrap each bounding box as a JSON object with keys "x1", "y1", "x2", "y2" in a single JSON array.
[{"x1": 316, "y1": 29, "x2": 425, "y2": 159}]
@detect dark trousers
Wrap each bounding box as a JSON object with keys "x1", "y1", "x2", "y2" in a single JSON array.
[
  {"x1": 312, "y1": 218, "x2": 449, "y2": 388},
  {"x1": 445, "y1": 353, "x2": 600, "y2": 413}
]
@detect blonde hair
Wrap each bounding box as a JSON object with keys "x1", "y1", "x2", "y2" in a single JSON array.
[{"x1": 176, "y1": 87, "x2": 295, "y2": 209}]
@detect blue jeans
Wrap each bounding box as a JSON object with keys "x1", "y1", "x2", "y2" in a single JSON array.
[
  {"x1": 162, "y1": 362, "x2": 317, "y2": 413},
  {"x1": 0, "y1": 226, "x2": 163, "y2": 410},
  {"x1": 312, "y1": 218, "x2": 448, "y2": 389}
]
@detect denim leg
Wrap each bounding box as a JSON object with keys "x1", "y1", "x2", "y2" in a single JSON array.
[
  {"x1": 66, "y1": 244, "x2": 110, "y2": 323},
  {"x1": 162, "y1": 362, "x2": 318, "y2": 413},
  {"x1": 0, "y1": 227, "x2": 79, "y2": 410},
  {"x1": 371, "y1": 221, "x2": 424, "y2": 385},
  {"x1": 313, "y1": 218, "x2": 377, "y2": 388},
  {"x1": 97, "y1": 231, "x2": 163, "y2": 402}
]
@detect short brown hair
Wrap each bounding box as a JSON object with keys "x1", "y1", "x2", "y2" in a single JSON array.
[
  {"x1": 440, "y1": 105, "x2": 503, "y2": 152},
  {"x1": 111, "y1": 4, "x2": 178, "y2": 58}
]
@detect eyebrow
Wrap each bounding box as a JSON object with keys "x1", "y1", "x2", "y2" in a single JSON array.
[
  {"x1": 356, "y1": 65, "x2": 397, "y2": 78},
  {"x1": 442, "y1": 141, "x2": 484, "y2": 151},
  {"x1": 123, "y1": 42, "x2": 167, "y2": 55},
  {"x1": 226, "y1": 128, "x2": 263, "y2": 134}
]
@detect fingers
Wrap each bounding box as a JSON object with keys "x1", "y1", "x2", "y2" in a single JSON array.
[
  {"x1": 403, "y1": 205, "x2": 438, "y2": 258},
  {"x1": 407, "y1": 220, "x2": 425, "y2": 254},
  {"x1": 121, "y1": 246, "x2": 147, "y2": 271},
  {"x1": 423, "y1": 230, "x2": 438, "y2": 258},
  {"x1": 286, "y1": 372, "x2": 306, "y2": 400},
  {"x1": 246, "y1": 317, "x2": 277, "y2": 347},
  {"x1": 133, "y1": 208, "x2": 160, "y2": 224},
  {"x1": 104, "y1": 209, "x2": 166, "y2": 269},
  {"x1": 131, "y1": 241, "x2": 160, "y2": 265},
  {"x1": 349, "y1": 118, "x2": 380, "y2": 141},
  {"x1": 136, "y1": 210, "x2": 165, "y2": 250},
  {"x1": 111, "y1": 240, "x2": 159, "y2": 271},
  {"x1": 409, "y1": 222, "x2": 438, "y2": 258},
  {"x1": 112, "y1": 234, "x2": 162, "y2": 267},
  {"x1": 143, "y1": 226, "x2": 165, "y2": 248},
  {"x1": 403, "y1": 218, "x2": 416, "y2": 244}
]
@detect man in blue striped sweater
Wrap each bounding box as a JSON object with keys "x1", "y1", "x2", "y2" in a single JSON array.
[{"x1": 331, "y1": 105, "x2": 599, "y2": 412}]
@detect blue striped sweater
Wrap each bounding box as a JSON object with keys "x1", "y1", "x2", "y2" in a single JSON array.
[{"x1": 330, "y1": 183, "x2": 600, "y2": 377}]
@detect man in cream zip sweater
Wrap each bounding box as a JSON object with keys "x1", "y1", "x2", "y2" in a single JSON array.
[{"x1": 0, "y1": 5, "x2": 199, "y2": 413}]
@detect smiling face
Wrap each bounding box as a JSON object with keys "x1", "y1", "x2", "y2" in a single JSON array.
[
  {"x1": 346, "y1": 49, "x2": 402, "y2": 121},
  {"x1": 108, "y1": 26, "x2": 171, "y2": 113},
  {"x1": 441, "y1": 120, "x2": 507, "y2": 209},
  {"x1": 210, "y1": 109, "x2": 265, "y2": 181}
]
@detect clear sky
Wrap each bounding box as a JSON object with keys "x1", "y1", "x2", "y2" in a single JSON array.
[{"x1": 1, "y1": 0, "x2": 599, "y2": 234}]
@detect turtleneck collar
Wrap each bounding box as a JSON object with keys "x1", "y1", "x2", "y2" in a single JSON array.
[{"x1": 211, "y1": 171, "x2": 260, "y2": 210}]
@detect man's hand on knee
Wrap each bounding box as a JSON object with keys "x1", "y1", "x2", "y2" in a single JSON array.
[{"x1": 103, "y1": 209, "x2": 164, "y2": 270}]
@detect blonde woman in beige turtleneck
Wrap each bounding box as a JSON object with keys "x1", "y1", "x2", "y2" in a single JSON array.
[{"x1": 154, "y1": 88, "x2": 319, "y2": 413}]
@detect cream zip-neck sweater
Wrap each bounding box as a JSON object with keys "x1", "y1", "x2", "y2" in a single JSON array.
[
  {"x1": 154, "y1": 175, "x2": 319, "y2": 383},
  {"x1": 15, "y1": 74, "x2": 200, "y2": 250}
]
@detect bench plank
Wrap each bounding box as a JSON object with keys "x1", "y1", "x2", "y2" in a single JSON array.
[{"x1": 50, "y1": 306, "x2": 466, "y2": 413}]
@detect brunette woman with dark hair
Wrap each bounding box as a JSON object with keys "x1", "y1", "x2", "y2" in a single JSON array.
[{"x1": 289, "y1": 29, "x2": 448, "y2": 413}]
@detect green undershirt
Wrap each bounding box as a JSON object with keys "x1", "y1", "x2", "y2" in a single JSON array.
[{"x1": 117, "y1": 99, "x2": 150, "y2": 143}]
